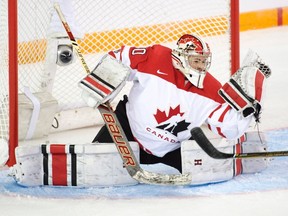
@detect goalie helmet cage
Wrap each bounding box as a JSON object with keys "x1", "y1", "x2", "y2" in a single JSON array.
[{"x1": 0, "y1": 0, "x2": 239, "y2": 166}]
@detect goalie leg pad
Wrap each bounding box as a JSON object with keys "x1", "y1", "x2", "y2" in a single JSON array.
[
  {"x1": 181, "y1": 134, "x2": 268, "y2": 185},
  {"x1": 12, "y1": 142, "x2": 139, "y2": 187},
  {"x1": 240, "y1": 131, "x2": 269, "y2": 174},
  {"x1": 181, "y1": 140, "x2": 235, "y2": 185}
]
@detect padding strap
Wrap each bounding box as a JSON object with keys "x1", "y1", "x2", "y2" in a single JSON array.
[{"x1": 23, "y1": 87, "x2": 41, "y2": 140}]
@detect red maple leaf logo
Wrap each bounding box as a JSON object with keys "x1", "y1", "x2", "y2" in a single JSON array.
[{"x1": 154, "y1": 105, "x2": 184, "y2": 124}]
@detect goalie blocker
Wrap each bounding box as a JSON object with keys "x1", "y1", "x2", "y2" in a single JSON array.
[
  {"x1": 11, "y1": 132, "x2": 268, "y2": 187},
  {"x1": 79, "y1": 54, "x2": 130, "y2": 108}
]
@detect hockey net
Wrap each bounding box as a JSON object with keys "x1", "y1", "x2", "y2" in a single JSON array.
[{"x1": 0, "y1": 0, "x2": 239, "y2": 166}]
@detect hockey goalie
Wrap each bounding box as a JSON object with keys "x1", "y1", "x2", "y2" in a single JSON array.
[{"x1": 12, "y1": 33, "x2": 271, "y2": 187}]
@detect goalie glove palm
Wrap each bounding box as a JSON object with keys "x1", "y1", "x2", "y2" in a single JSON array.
[{"x1": 219, "y1": 65, "x2": 269, "y2": 121}]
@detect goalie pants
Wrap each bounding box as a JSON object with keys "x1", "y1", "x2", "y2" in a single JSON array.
[{"x1": 93, "y1": 95, "x2": 183, "y2": 173}]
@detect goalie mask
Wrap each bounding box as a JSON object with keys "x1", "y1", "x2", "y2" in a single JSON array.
[{"x1": 172, "y1": 34, "x2": 211, "y2": 88}]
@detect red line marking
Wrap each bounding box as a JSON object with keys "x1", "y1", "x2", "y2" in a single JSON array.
[{"x1": 278, "y1": 8, "x2": 283, "y2": 26}]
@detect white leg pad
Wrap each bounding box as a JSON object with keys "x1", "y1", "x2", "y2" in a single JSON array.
[
  {"x1": 241, "y1": 131, "x2": 269, "y2": 174},
  {"x1": 182, "y1": 139, "x2": 235, "y2": 185},
  {"x1": 12, "y1": 142, "x2": 139, "y2": 187},
  {"x1": 181, "y1": 135, "x2": 268, "y2": 185}
]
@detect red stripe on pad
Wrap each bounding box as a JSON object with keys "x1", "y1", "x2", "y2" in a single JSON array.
[
  {"x1": 222, "y1": 83, "x2": 248, "y2": 108},
  {"x1": 235, "y1": 143, "x2": 242, "y2": 176},
  {"x1": 85, "y1": 76, "x2": 112, "y2": 95},
  {"x1": 50, "y1": 144, "x2": 67, "y2": 186},
  {"x1": 254, "y1": 70, "x2": 265, "y2": 101}
]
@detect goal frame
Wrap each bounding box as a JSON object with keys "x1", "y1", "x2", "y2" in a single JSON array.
[
  {"x1": 7, "y1": 0, "x2": 18, "y2": 166},
  {"x1": 5, "y1": 0, "x2": 239, "y2": 166}
]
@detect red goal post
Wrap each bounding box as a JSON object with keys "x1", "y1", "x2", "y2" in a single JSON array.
[{"x1": 0, "y1": 0, "x2": 239, "y2": 166}]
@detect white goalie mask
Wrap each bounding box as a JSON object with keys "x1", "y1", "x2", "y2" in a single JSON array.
[{"x1": 172, "y1": 34, "x2": 212, "y2": 88}]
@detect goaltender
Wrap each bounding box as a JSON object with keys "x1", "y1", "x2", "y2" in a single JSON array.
[{"x1": 79, "y1": 33, "x2": 271, "y2": 184}]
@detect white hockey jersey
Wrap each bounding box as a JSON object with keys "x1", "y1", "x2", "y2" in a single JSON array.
[{"x1": 109, "y1": 45, "x2": 252, "y2": 157}]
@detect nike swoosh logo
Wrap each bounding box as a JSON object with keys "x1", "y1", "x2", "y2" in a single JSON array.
[{"x1": 157, "y1": 69, "x2": 168, "y2": 75}]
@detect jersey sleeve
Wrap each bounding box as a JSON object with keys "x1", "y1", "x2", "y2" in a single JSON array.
[
  {"x1": 200, "y1": 73, "x2": 252, "y2": 140},
  {"x1": 107, "y1": 45, "x2": 151, "y2": 81},
  {"x1": 108, "y1": 46, "x2": 150, "y2": 67},
  {"x1": 206, "y1": 102, "x2": 253, "y2": 139}
]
